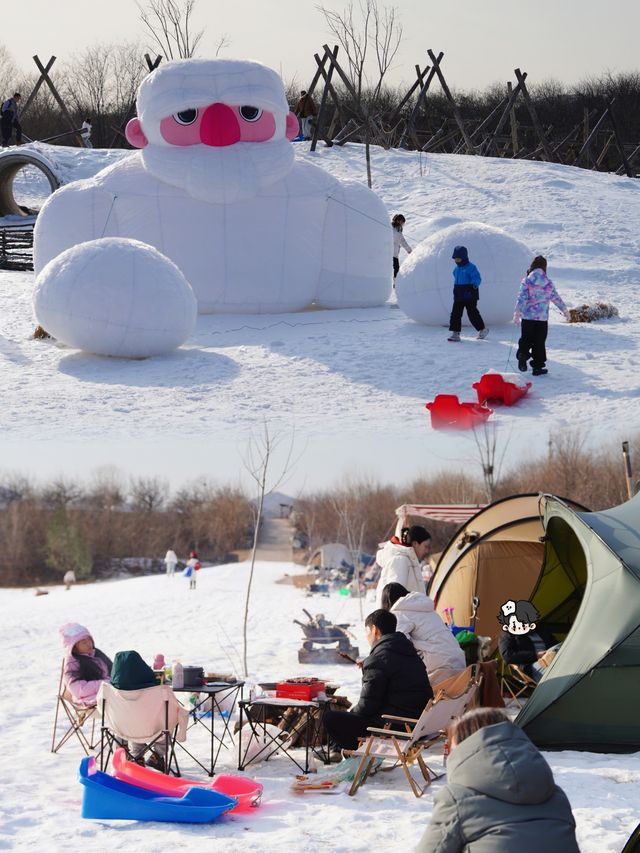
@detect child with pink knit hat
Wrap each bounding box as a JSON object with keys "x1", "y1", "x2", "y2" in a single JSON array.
[{"x1": 60, "y1": 622, "x2": 111, "y2": 706}]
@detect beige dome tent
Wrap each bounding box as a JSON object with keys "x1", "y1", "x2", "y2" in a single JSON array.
[{"x1": 428, "y1": 494, "x2": 587, "y2": 653}]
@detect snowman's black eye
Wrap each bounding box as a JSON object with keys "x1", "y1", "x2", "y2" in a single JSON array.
[
  {"x1": 174, "y1": 108, "x2": 198, "y2": 125},
  {"x1": 239, "y1": 106, "x2": 262, "y2": 122}
]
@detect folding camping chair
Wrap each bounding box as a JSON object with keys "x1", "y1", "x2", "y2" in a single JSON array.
[
  {"x1": 431, "y1": 665, "x2": 478, "y2": 701},
  {"x1": 97, "y1": 682, "x2": 189, "y2": 775},
  {"x1": 51, "y1": 660, "x2": 98, "y2": 755},
  {"x1": 348, "y1": 670, "x2": 481, "y2": 798},
  {"x1": 501, "y1": 662, "x2": 538, "y2": 709}
]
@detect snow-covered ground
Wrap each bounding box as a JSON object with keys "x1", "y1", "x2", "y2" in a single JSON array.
[
  {"x1": 1, "y1": 563, "x2": 637, "y2": 852},
  {"x1": 2, "y1": 142, "x2": 640, "y2": 478},
  {"x1": 1, "y1": 143, "x2": 639, "y2": 848}
]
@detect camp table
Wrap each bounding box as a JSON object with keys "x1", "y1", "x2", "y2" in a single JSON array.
[
  {"x1": 173, "y1": 681, "x2": 244, "y2": 776},
  {"x1": 238, "y1": 695, "x2": 331, "y2": 774}
]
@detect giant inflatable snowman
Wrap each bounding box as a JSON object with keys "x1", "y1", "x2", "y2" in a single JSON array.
[{"x1": 34, "y1": 59, "x2": 391, "y2": 339}]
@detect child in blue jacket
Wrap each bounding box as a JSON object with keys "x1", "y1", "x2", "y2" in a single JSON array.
[{"x1": 447, "y1": 246, "x2": 489, "y2": 342}]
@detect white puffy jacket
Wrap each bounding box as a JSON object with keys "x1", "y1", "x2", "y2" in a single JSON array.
[
  {"x1": 391, "y1": 592, "x2": 466, "y2": 686},
  {"x1": 375, "y1": 539, "x2": 426, "y2": 608},
  {"x1": 392, "y1": 226, "x2": 411, "y2": 259}
]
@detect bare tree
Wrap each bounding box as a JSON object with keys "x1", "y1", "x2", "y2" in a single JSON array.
[
  {"x1": 137, "y1": 0, "x2": 228, "y2": 59},
  {"x1": 87, "y1": 466, "x2": 126, "y2": 511},
  {"x1": 316, "y1": 0, "x2": 402, "y2": 101},
  {"x1": 370, "y1": 3, "x2": 402, "y2": 101},
  {"x1": 472, "y1": 423, "x2": 511, "y2": 503},
  {"x1": 0, "y1": 46, "x2": 21, "y2": 101},
  {"x1": 547, "y1": 430, "x2": 586, "y2": 497},
  {"x1": 241, "y1": 423, "x2": 297, "y2": 677},
  {"x1": 40, "y1": 477, "x2": 84, "y2": 509},
  {"x1": 130, "y1": 475, "x2": 168, "y2": 512},
  {"x1": 61, "y1": 43, "x2": 146, "y2": 145}
]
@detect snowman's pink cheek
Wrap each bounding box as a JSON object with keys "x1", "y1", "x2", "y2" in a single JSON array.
[
  {"x1": 159, "y1": 116, "x2": 202, "y2": 146},
  {"x1": 237, "y1": 112, "x2": 276, "y2": 142}
]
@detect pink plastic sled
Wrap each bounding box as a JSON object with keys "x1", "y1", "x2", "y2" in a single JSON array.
[
  {"x1": 472, "y1": 373, "x2": 532, "y2": 406},
  {"x1": 112, "y1": 747, "x2": 263, "y2": 809},
  {"x1": 425, "y1": 394, "x2": 493, "y2": 430}
]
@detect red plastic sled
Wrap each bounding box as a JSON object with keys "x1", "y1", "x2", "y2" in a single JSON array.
[
  {"x1": 112, "y1": 747, "x2": 263, "y2": 809},
  {"x1": 472, "y1": 373, "x2": 532, "y2": 406},
  {"x1": 425, "y1": 394, "x2": 493, "y2": 430}
]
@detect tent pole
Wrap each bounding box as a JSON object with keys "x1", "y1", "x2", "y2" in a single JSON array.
[{"x1": 622, "y1": 441, "x2": 633, "y2": 499}]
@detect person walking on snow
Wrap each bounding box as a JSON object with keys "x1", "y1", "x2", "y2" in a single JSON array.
[
  {"x1": 80, "y1": 118, "x2": 93, "y2": 148},
  {"x1": 1, "y1": 93, "x2": 22, "y2": 147},
  {"x1": 184, "y1": 550, "x2": 201, "y2": 590},
  {"x1": 164, "y1": 549, "x2": 178, "y2": 578},
  {"x1": 391, "y1": 214, "x2": 412, "y2": 283},
  {"x1": 514, "y1": 255, "x2": 570, "y2": 376},
  {"x1": 447, "y1": 245, "x2": 489, "y2": 342},
  {"x1": 294, "y1": 90, "x2": 317, "y2": 140}
]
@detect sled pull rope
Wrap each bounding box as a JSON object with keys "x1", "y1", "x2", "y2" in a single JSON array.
[
  {"x1": 99, "y1": 193, "x2": 118, "y2": 238},
  {"x1": 325, "y1": 193, "x2": 389, "y2": 230}
]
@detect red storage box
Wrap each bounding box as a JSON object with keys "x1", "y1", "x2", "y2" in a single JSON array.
[{"x1": 276, "y1": 678, "x2": 326, "y2": 701}]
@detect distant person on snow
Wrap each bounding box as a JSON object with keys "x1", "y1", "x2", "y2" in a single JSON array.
[
  {"x1": 1, "y1": 92, "x2": 22, "y2": 147},
  {"x1": 184, "y1": 550, "x2": 201, "y2": 590},
  {"x1": 448, "y1": 245, "x2": 489, "y2": 342},
  {"x1": 164, "y1": 549, "x2": 178, "y2": 578},
  {"x1": 80, "y1": 118, "x2": 93, "y2": 148},
  {"x1": 514, "y1": 255, "x2": 570, "y2": 376},
  {"x1": 391, "y1": 214, "x2": 412, "y2": 284},
  {"x1": 294, "y1": 90, "x2": 317, "y2": 139},
  {"x1": 375, "y1": 525, "x2": 431, "y2": 608},
  {"x1": 63, "y1": 569, "x2": 77, "y2": 590}
]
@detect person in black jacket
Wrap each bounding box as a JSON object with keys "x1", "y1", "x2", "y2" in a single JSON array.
[
  {"x1": 498, "y1": 599, "x2": 560, "y2": 682},
  {"x1": 323, "y1": 609, "x2": 433, "y2": 751},
  {"x1": 1, "y1": 93, "x2": 22, "y2": 147}
]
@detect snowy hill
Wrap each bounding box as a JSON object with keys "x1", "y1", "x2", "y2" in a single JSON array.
[
  {"x1": 1, "y1": 564, "x2": 637, "y2": 851},
  {"x1": 2, "y1": 142, "x2": 640, "y2": 486}
]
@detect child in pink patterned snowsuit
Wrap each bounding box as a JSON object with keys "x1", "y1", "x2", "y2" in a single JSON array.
[{"x1": 514, "y1": 256, "x2": 570, "y2": 375}]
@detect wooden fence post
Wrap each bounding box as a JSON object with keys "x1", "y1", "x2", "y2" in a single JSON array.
[
  {"x1": 310, "y1": 46, "x2": 338, "y2": 152},
  {"x1": 427, "y1": 49, "x2": 475, "y2": 154},
  {"x1": 514, "y1": 68, "x2": 553, "y2": 161}
]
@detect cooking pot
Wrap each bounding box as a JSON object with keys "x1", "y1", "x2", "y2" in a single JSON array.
[{"x1": 182, "y1": 666, "x2": 205, "y2": 688}]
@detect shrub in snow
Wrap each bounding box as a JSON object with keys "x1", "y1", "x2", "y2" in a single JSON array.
[
  {"x1": 33, "y1": 238, "x2": 197, "y2": 358},
  {"x1": 396, "y1": 221, "x2": 531, "y2": 326},
  {"x1": 33, "y1": 58, "x2": 391, "y2": 315}
]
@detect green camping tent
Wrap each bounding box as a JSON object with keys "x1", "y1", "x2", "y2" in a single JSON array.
[{"x1": 517, "y1": 493, "x2": 640, "y2": 753}]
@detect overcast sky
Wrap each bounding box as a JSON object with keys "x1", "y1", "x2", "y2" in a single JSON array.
[
  {"x1": 7, "y1": 0, "x2": 640, "y2": 94},
  {"x1": 3, "y1": 429, "x2": 499, "y2": 498}
]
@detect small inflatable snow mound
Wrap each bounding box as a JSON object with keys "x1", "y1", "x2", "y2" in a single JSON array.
[
  {"x1": 33, "y1": 238, "x2": 197, "y2": 358},
  {"x1": 396, "y1": 222, "x2": 531, "y2": 326},
  {"x1": 419, "y1": 215, "x2": 464, "y2": 242}
]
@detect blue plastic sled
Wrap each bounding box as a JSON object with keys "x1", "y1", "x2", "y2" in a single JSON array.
[{"x1": 78, "y1": 757, "x2": 236, "y2": 823}]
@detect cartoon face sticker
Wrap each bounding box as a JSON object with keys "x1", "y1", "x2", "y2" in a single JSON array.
[{"x1": 497, "y1": 599, "x2": 540, "y2": 636}]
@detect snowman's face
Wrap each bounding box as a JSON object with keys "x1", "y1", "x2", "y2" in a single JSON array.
[
  {"x1": 159, "y1": 104, "x2": 278, "y2": 146},
  {"x1": 124, "y1": 97, "x2": 299, "y2": 205}
]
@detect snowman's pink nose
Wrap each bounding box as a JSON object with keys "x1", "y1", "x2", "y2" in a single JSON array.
[{"x1": 200, "y1": 103, "x2": 240, "y2": 147}]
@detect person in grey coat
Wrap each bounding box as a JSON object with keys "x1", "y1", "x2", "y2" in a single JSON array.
[{"x1": 416, "y1": 707, "x2": 579, "y2": 853}]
